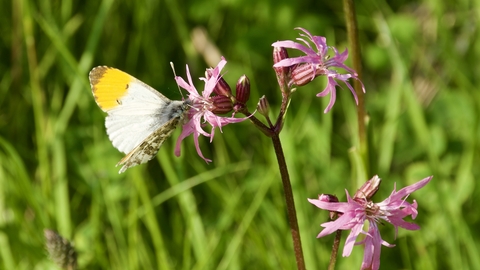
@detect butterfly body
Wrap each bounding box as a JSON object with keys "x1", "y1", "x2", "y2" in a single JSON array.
[{"x1": 89, "y1": 66, "x2": 190, "y2": 173}]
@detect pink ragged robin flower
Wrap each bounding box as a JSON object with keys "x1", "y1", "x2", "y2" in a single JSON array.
[
  {"x1": 272, "y1": 27, "x2": 365, "y2": 113},
  {"x1": 308, "y1": 175, "x2": 433, "y2": 270},
  {"x1": 174, "y1": 57, "x2": 249, "y2": 162}
]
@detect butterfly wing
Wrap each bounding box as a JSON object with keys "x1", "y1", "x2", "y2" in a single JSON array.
[
  {"x1": 89, "y1": 66, "x2": 189, "y2": 172},
  {"x1": 116, "y1": 117, "x2": 182, "y2": 173}
]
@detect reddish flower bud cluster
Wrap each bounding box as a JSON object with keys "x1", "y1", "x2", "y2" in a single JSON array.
[{"x1": 205, "y1": 67, "x2": 251, "y2": 115}]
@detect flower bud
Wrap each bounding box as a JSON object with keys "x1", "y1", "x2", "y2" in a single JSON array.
[
  {"x1": 273, "y1": 46, "x2": 291, "y2": 92},
  {"x1": 44, "y1": 229, "x2": 77, "y2": 270},
  {"x1": 235, "y1": 75, "x2": 250, "y2": 104},
  {"x1": 273, "y1": 46, "x2": 289, "y2": 70},
  {"x1": 317, "y1": 194, "x2": 341, "y2": 220},
  {"x1": 290, "y1": 63, "x2": 325, "y2": 87},
  {"x1": 211, "y1": 95, "x2": 233, "y2": 114},
  {"x1": 257, "y1": 95, "x2": 270, "y2": 117},
  {"x1": 354, "y1": 175, "x2": 381, "y2": 201},
  {"x1": 214, "y1": 77, "x2": 232, "y2": 97},
  {"x1": 206, "y1": 68, "x2": 232, "y2": 97},
  {"x1": 290, "y1": 63, "x2": 315, "y2": 86}
]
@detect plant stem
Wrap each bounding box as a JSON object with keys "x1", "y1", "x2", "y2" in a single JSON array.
[
  {"x1": 271, "y1": 134, "x2": 305, "y2": 270},
  {"x1": 274, "y1": 92, "x2": 291, "y2": 133},
  {"x1": 343, "y1": 0, "x2": 368, "y2": 173},
  {"x1": 328, "y1": 230, "x2": 342, "y2": 270},
  {"x1": 245, "y1": 110, "x2": 305, "y2": 268},
  {"x1": 241, "y1": 109, "x2": 274, "y2": 137}
]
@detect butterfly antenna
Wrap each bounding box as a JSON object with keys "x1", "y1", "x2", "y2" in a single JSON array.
[{"x1": 170, "y1": 62, "x2": 185, "y2": 100}]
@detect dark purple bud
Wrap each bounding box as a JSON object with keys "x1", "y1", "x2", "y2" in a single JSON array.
[
  {"x1": 235, "y1": 75, "x2": 250, "y2": 104},
  {"x1": 318, "y1": 194, "x2": 341, "y2": 220},
  {"x1": 318, "y1": 194, "x2": 339, "y2": 203},
  {"x1": 215, "y1": 77, "x2": 232, "y2": 97},
  {"x1": 206, "y1": 68, "x2": 232, "y2": 97},
  {"x1": 354, "y1": 175, "x2": 381, "y2": 201},
  {"x1": 211, "y1": 95, "x2": 233, "y2": 114},
  {"x1": 273, "y1": 46, "x2": 289, "y2": 64},
  {"x1": 257, "y1": 95, "x2": 270, "y2": 117},
  {"x1": 273, "y1": 46, "x2": 290, "y2": 92}
]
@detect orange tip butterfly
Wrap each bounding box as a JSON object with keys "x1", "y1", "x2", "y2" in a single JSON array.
[{"x1": 89, "y1": 66, "x2": 191, "y2": 173}]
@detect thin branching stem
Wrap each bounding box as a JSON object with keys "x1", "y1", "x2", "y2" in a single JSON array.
[
  {"x1": 246, "y1": 91, "x2": 305, "y2": 269},
  {"x1": 241, "y1": 109, "x2": 273, "y2": 136},
  {"x1": 271, "y1": 134, "x2": 306, "y2": 270}
]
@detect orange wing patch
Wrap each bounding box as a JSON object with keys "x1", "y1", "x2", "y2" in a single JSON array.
[{"x1": 89, "y1": 66, "x2": 133, "y2": 111}]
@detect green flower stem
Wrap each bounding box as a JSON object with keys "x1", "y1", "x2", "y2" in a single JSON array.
[{"x1": 271, "y1": 134, "x2": 306, "y2": 270}]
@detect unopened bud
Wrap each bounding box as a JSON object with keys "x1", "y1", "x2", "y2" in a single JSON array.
[
  {"x1": 290, "y1": 63, "x2": 325, "y2": 87},
  {"x1": 273, "y1": 46, "x2": 289, "y2": 65},
  {"x1": 206, "y1": 68, "x2": 232, "y2": 97},
  {"x1": 273, "y1": 46, "x2": 291, "y2": 92},
  {"x1": 44, "y1": 229, "x2": 78, "y2": 270},
  {"x1": 235, "y1": 75, "x2": 250, "y2": 105},
  {"x1": 215, "y1": 77, "x2": 232, "y2": 97},
  {"x1": 354, "y1": 175, "x2": 381, "y2": 201},
  {"x1": 317, "y1": 194, "x2": 341, "y2": 220},
  {"x1": 211, "y1": 95, "x2": 233, "y2": 114},
  {"x1": 257, "y1": 95, "x2": 270, "y2": 117}
]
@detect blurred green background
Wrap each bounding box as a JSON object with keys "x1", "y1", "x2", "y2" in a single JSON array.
[{"x1": 1, "y1": 0, "x2": 479, "y2": 269}]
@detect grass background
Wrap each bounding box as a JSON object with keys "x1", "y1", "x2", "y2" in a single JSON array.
[{"x1": 1, "y1": 0, "x2": 479, "y2": 269}]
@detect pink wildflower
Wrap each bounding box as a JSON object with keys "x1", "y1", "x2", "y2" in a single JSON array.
[
  {"x1": 174, "y1": 57, "x2": 248, "y2": 162},
  {"x1": 272, "y1": 27, "x2": 365, "y2": 113},
  {"x1": 308, "y1": 175, "x2": 433, "y2": 270}
]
